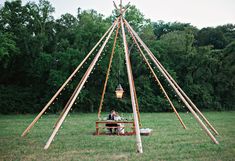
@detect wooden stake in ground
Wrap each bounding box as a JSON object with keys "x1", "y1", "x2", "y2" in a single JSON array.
[
  {"x1": 21, "y1": 23, "x2": 115, "y2": 137},
  {"x1": 126, "y1": 20, "x2": 218, "y2": 135},
  {"x1": 124, "y1": 21, "x2": 186, "y2": 129},
  {"x1": 125, "y1": 19, "x2": 219, "y2": 144},
  {"x1": 148, "y1": 47, "x2": 219, "y2": 135},
  {"x1": 53, "y1": 72, "x2": 86, "y2": 128},
  {"x1": 44, "y1": 20, "x2": 118, "y2": 149},
  {"x1": 120, "y1": 17, "x2": 143, "y2": 153}
]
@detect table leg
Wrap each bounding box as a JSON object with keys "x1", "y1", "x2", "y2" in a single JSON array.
[{"x1": 96, "y1": 123, "x2": 99, "y2": 135}]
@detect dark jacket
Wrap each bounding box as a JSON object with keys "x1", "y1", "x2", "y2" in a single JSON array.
[{"x1": 107, "y1": 114, "x2": 114, "y2": 120}]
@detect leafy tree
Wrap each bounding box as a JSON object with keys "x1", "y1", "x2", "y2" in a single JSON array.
[
  {"x1": 0, "y1": 0, "x2": 234, "y2": 113},
  {"x1": 0, "y1": 32, "x2": 19, "y2": 68},
  {"x1": 196, "y1": 27, "x2": 227, "y2": 49},
  {"x1": 153, "y1": 21, "x2": 197, "y2": 39},
  {"x1": 214, "y1": 41, "x2": 235, "y2": 109}
]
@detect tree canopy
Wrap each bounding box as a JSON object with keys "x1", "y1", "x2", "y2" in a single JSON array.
[{"x1": 0, "y1": 0, "x2": 234, "y2": 114}]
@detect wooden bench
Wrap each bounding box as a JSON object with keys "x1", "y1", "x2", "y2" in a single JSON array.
[{"x1": 95, "y1": 120, "x2": 136, "y2": 135}]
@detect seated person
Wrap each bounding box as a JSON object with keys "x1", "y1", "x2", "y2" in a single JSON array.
[
  {"x1": 108, "y1": 110, "x2": 115, "y2": 120},
  {"x1": 106, "y1": 110, "x2": 119, "y2": 133}
]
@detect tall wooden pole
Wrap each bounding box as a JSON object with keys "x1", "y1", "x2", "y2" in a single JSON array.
[
  {"x1": 53, "y1": 75, "x2": 86, "y2": 128},
  {"x1": 132, "y1": 75, "x2": 141, "y2": 125},
  {"x1": 129, "y1": 58, "x2": 141, "y2": 125},
  {"x1": 120, "y1": 17, "x2": 143, "y2": 153},
  {"x1": 147, "y1": 47, "x2": 219, "y2": 135},
  {"x1": 44, "y1": 20, "x2": 118, "y2": 149},
  {"x1": 21, "y1": 22, "x2": 116, "y2": 137},
  {"x1": 125, "y1": 19, "x2": 219, "y2": 144},
  {"x1": 97, "y1": 21, "x2": 121, "y2": 119},
  {"x1": 125, "y1": 20, "x2": 218, "y2": 135},
  {"x1": 113, "y1": 1, "x2": 118, "y2": 10},
  {"x1": 124, "y1": 21, "x2": 186, "y2": 129}
]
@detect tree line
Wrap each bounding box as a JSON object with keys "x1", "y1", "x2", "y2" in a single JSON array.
[{"x1": 0, "y1": 0, "x2": 234, "y2": 114}]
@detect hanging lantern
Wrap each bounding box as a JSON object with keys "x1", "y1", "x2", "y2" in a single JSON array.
[{"x1": 115, "y1": 84, "x2": 124, "y2": 98}]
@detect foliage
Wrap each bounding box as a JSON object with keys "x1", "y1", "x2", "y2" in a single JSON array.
[
  {"x1": 0, "y1": 0, "x2": 234, "y2": 114},
  {"x1": 0, "y1": 32, "x2": 19, "y2": 68}
]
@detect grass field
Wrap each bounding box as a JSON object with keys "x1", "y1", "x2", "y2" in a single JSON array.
[{"x1": 0, "y1": 112, "x2": 234, "y2": 161}]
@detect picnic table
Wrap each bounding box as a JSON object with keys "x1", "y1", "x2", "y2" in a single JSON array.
[{"x1": 95, "y1": 120, "x2": 136, "y2": 135}]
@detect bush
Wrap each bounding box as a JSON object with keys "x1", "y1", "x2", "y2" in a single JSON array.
[{"x1": 0, "y1": 85, "x2": 39, "y2": 114}]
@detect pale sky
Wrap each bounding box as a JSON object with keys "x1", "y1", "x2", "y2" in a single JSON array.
[{"x1": 4, "y1": 0, "x2": 235, "y2": 28}]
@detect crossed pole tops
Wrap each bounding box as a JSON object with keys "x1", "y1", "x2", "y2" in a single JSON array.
[{"x1": 113, "y1": 0, "x2": 130, "y2": 17}]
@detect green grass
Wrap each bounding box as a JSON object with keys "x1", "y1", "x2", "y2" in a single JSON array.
[{"x1": 0, "y1": 112, "x2": 234, "y2": 161}]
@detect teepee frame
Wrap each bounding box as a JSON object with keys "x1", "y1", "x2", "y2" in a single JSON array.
[{"x1": 21, "y1": 1, "x2": 219, "y2": 153}]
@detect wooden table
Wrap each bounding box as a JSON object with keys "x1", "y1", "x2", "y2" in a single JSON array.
[{"x1": 95, "y1": 120, "x2": 136, "y2": 135}]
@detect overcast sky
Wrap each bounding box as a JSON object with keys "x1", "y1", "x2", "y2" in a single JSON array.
[{"x1": 9, "y1": 0, "x2": 235, "y2": 28}]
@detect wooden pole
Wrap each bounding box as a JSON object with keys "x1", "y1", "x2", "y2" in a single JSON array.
[
  {"x1": 53, "y1": 75, "x2": 86, "y2": 128},
  {"x1": 133, "y1": 78, "x2": 141, "y2": 125},
  {"x1": 124, "y1": 21, "x2": 187, "y2": 129},
  {"x1": 97, "y1": 21, "x2": 120, "y2": 120},
  {"x1": 147, "y1": 48, "x2": 219, "y2": 135},
  {"x1": 120, "y1": 17, "x2": 143, "y2": 153},
  {"x1": 44, "y1": 20, "x2": 118, "y2": 149},
  {"x1": 56, "y1": 19, "x2": 122, "y2": 128},
  {"x1": 125, "y1": 20, "x2": 218, "y2": 135},
  {"x1": 122, "y1": 2, "x2": 130, "y2": 15},
  {"x1": 125, "y1": 19, "x2": 219, "y2": 144},
  {"x1": 129, "y1": 57, "x2": 141, "y2": 125},
  {"x1": 120, "y1": 0, "x2": 123, "y2": 15},
  {"x1": 113, "y1": 1, "x2": 118, "y2": 10},
  {"x1": 21, "y1": 22, "x2": 116, "y2": 137}
]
